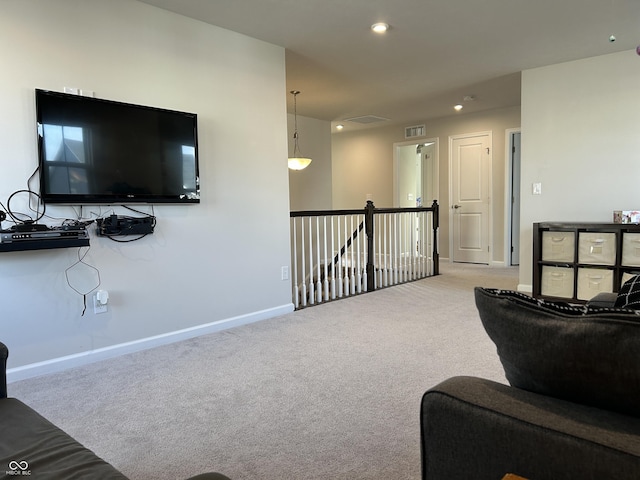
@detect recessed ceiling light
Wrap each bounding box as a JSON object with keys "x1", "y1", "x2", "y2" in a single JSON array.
[
  {"x1": 454, "y1": 104, "x2": 463, "y2": 111},
  {"x1": 336, "y1": 124, "x2": 344, "y2": 130},
  {"x1": 371, "y1": 23, "x2": 389, "y2": 34}
]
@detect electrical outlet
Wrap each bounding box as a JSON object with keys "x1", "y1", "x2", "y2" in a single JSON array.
[
  {"x1": 93, "y1": 295, "x2": 108, "y2": 314},
  {"x1": 281, "y1": 266, "x2": 289, "y2": 281}
]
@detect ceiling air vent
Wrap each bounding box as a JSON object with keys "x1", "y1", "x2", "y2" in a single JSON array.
[{"x1": 405, "y1": 124, "x2": 426, "y2": 139}]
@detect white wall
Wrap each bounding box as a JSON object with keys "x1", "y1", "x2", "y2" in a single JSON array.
[
  {"x1": 288, "y1": 114, "x2": 332, "y2": 211},
  {"x1": 519, "y1": 50, "x2": 640, "y2": 291},
  {"x1": 1, "y1": 0, "x2": 293, "y2": 377},
  {"x1": 331, "y1": 106, "x2": 521, "y2": 261},
  {"x1": 332, "y1": 129, "x2": 397, "y2": 209}
]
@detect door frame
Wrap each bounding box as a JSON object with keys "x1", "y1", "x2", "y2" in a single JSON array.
[
  {"x1": 448, "y1": 131, "x2": 493, "y2": 264},
  {"x1": 504, "y1": 128, "x2": 521, "y2": 266},
  {"x1": 393, "y1": 138, "x2": 439, "y2": 207}
]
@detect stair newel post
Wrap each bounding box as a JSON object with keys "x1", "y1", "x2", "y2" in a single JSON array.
[
  {"x1": 431, "y1": 199, "x2": 439, "y2": 276},
  {"x1": 365, "y1": 200, "x2": 376, "y2": 292}
]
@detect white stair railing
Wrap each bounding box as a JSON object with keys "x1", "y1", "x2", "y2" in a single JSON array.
[{"x1": 290, "y1": 201, "x2": 439, "y2": 309}]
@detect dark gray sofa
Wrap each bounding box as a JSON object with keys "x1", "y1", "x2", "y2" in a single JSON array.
[
  {"x1": 0, "y1": 341, "x2": 230, "y2": 480},
  {"x1": 420, "y1": 287, "x2": 640, "y2": 480}
]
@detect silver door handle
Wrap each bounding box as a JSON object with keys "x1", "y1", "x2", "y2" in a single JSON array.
[{"x1": 453, "y1": 204, "x2": 461, "y2": 209}]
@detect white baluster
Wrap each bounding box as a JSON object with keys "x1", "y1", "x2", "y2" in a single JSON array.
[
  {"x1": 292, "y1": 218, "x2": 299, "y2": 309},
  {"x1": 300, "y1": 217, "x2": 307, "y2": 307},
  {"x1": 330, "y1": 216, "x2": 336, "y2": 300},
  {"x1": 422, "y1": 211, "x2": 428, "y2": 277},
  {"x1": 412, "y1": 213, "x2": 417, "y2": 279},
  {"x1": 350, "y1": 215, "x2": 356, "y2": 295},
  {"x1": 376, "y1": 214, "x2": 382, "y2": 288},
  {"x1": 308, "y1": 218, "x2": 315, "y2": 305},
  {"x1": 383, "y1": 214, "x2": 389, "y2": 287},
  {"x1": 356, "y1": 214, "x2": 362, "y2": 293},
  {"x1": 394, "y1": 214, "x2": 399, "y2": 285},
  {"x1": 363, "y1": 214, "x2": 368, "y2": 292},
  {"x1": 418, "y1": 212, "x2": 424, "y2": 278},
  {"x1": 337, "y1": 216, "x2": 343, "y2": 298},
  {"x1": 429, "y1": 212, "x2": 434, "y2": 275},
  {"x1": 403, "y1": 213, "x2": 408, "y2": 282},
  {"x1": 323, "y1": 216, "x2": 330, "y2": 301},
  {"x1": 404, "y1": 213, "x2": 413, "y2": 282},
  {"x1": 344, "y1": 215, "x2": 350, "y2": 296},
  {"x1": 316, "y1": 216, "x2": 322, "y2": 304},
  {"x1": 400, "y1": 213, "x2": 405, "y2": 283}
]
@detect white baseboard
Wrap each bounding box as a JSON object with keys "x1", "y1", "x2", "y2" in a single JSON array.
[
  {"x1": 518, "y1": 284, "x2": 533, "y2": 293},
  {"x1": 7, "y1": 303, "x2": 294, "y2": 383}
]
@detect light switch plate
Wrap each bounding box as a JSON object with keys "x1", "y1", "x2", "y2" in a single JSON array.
[{"x1": 532, "y1": 182, "x2": 542, "y2": 195}]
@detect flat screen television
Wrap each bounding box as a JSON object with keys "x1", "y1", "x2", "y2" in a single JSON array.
[{"x1": 35, "y1": 89, "x2": 200, "y2": 204}]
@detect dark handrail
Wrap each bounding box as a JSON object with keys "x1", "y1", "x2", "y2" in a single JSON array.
[{"x1": 290, "y1": 201, "x2": 439, "y2": 218}]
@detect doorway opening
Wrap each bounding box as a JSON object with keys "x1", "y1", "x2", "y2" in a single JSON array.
[{"x1": 393, "y1": 138, "x2": 439, "y2": 208}]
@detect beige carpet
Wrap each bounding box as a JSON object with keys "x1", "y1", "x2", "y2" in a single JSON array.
[{"x1": 8, "y1": 262, "x2": 519, "y2": 480}]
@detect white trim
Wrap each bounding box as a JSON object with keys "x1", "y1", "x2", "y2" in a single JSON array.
[
  {"x1": 7, "y1": 303, "x2": 295, "y2": 383},
  {"x1": 518, "y1": 283, "x2": 533, "y2": 293},
  {"x1": 504, "y1": 127, "x2": 521, "y2": 266}
]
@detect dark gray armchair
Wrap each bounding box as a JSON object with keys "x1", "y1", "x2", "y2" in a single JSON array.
[{"x1": 420, "y1": 287, "x2": 640, "y2": 479}]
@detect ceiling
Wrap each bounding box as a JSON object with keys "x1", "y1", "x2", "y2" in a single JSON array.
[{"x1": 139, "y1": 0, "x2": 640, "y2": 132}]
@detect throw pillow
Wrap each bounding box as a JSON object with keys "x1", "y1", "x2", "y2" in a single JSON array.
[
  {"x1": 615, "y1": 275, "x2": 640, "y2": 309},
  {"x1": 475, "y1": 286, "x2": 640, "y2": 417}
]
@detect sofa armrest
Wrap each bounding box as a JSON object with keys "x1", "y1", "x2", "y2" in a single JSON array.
[
  {"x1": 587, "y1": 291, "x2": 618, "y2": 308},
  {"x1": 421, "y1": 376, "x2": 640, "y2": 480},
  {"x1": 0, "y1": 342, "x2": 7, "y2": 399}
]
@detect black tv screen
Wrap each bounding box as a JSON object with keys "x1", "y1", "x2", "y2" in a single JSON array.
[{"x1": 36, "y1": 89, "x2": 200, "y2": 204}]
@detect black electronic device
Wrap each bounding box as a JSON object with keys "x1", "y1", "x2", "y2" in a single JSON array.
[
  {"x1": 0, "y1": 225, "x2": 89, "y2": 244},
  {"x1": 35, "y1": 89, "x2": 200, "y2": 205},
  {"x1": 11, "y1": 222, "x2": 50, "y2": 232},
  {"x1": 96, "y1": 214, "x2": 155, "y2": 236}
]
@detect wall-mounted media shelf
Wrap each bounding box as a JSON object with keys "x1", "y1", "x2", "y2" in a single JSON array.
[
  {"x1": 0, "y1": 238, "x2": 89, "y2": 252},
  {"x1": 0, "y1": 226, "x2": 90, "y2": 252}
]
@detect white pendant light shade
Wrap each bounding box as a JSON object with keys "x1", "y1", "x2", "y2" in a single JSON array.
[
  {"x1": 288, "y1": 156, "x2": 312, "y2": 170},
  {"x1": 288, "y1": 90, "x2": 312, "y2": 171}
]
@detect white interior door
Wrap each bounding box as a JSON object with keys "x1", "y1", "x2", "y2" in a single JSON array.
[{"x1": 451, "y1": 133, "x2": 491, "y2": 264}]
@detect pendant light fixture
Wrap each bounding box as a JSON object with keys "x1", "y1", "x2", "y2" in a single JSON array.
[{"x1": 288, "y1": 90, "x2": 312, "y2": 171}]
